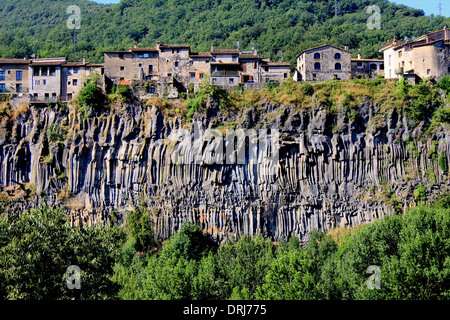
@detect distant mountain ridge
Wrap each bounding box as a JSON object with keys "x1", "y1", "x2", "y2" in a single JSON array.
[{"x1": 0, "y1": 0, "x2": 449, "y2": 65}]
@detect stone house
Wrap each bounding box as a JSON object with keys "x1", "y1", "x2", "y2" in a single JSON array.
[
  {"x1": 260, "y1": 60, "x2": 291, "y2": 83},
  {"x1": 104, "y1": 50, "x2": 134, "y2": 83},
  {"x1": 210, "y1": 48, "x2": 241, "y2": 87},
  {"x1": 29, "y1": 58, "x2": 66, "y2": 102},
  {"x1": 351, "y1": 54, "x2": 384, "y2": 79},
  {"x1": 294, "y1": 44, "x2": 351, "y2": 82},
  {"x1": 380, "y1": 26, "x2": 450, "y2": 81},
  {"x1": 188, "y1": 51, "x2": 211, "y2": 90},
  {"x1": 61, "y1": 59, "x2": 104, "y2": 101},
  {"x1": 0, "y1": 58, "x2": 30, "y2": 96},
  {"x1": 239, "y1": 52, "x2": 261, "y2": 83}
]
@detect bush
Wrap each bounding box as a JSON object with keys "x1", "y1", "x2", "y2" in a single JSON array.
[
  {"x1": 439, "y1": 151, "x2": 448, "y2": 173},
  {"x1": 77, "y1": 80, "x2": 105, "y2": 117},
  {"x1": 413, "y1": 184, "x2": 427, "y2": 203},
  {"x1": 301, "y1": 83, "x2": 314, "y2": 96},
  {"x1": 116, "y1": 85, "x2": 132, "y2": 102}
]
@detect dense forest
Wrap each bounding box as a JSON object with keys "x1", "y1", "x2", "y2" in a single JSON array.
[
  {"x1": 1, "y1": 0, "x2": 450, "y2": 66},
  {"x1": 1, "y1": 194, "x2": 450, "y2": 300}
]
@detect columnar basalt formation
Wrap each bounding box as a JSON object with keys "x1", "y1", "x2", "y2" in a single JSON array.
[{"x1": 0, "y1": 99, "x2": 449, "y2": 243}]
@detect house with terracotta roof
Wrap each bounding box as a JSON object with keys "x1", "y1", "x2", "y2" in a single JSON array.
[
  {"x1": 294, "y1": 44, "x2": 352, "y2": 82},
  {"x1": 0, "y1": 58, "x2": 30, "y2": 95},
  {"x1": 351, "y1": 54, "x2": 384, "y2": 79},
  {"x1": 61, "y1": 58, "x2": 104, "y2": 101},
  {"x1": 380, "y1": 26, "x2": 450, "y2": 82}
]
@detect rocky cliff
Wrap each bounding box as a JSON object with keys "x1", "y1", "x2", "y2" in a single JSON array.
[{"x1": 1, "y1": 95, "x2": 449, "y2": 242}]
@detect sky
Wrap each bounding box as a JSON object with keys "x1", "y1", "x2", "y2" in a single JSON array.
[{"x1": 92, "y1": 0, "x2": 449, "y2": 17}]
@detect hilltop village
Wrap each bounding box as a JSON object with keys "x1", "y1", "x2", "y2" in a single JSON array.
[{"x1": 0, "y1": 26, "x2": 449, "y2": 102}]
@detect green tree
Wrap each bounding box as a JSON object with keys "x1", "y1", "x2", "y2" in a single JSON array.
[{"x1": 0, "y1": 206, "x2": 125, "y2": 300}]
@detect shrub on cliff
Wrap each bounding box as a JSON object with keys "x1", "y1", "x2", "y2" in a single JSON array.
[{"x1": 76, "y1": 78, "x2": 106, "y2": 117}]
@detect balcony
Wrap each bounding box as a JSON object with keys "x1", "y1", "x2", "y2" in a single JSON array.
[{"x1": 211, "y1": 70, "x2": 239, "y2": 77}]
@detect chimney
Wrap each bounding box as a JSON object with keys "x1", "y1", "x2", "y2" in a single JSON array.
[
  {"x1": 82, "y1": 57, "x2": 85, "y2": 64},
  {"x1": 156, "y1": 41, "x2": 162, "y2": 50},
  {"x1": 254, "y1": 49, "x2": 257, "y2": 56},
  {"x1": 211, "y1": 43, "x2": 214, "y2": 52},
  {"x1": 134, "y1": 43, "x2": 138, "y2": 48},
  {"x1": 344, "y1": 46, "x2": 349, "y2": 51},
  {"x1": 445, "y1": 26, "x2": 449, "y2": 41},
  {"x1": 357, "y1": 53, "x2": 361, "y2": 59}
]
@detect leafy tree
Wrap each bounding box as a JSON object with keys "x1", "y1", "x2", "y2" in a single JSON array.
[{"x1": 0, "y1": 206, "x2": 125, "y2": 300}]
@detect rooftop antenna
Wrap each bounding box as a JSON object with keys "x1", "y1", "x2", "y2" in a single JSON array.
[
  {"x1": 237, "y1": 41, "x2": 240, "y2": 50},
  {"x1": 280, "y1": 50, "x2": 283, "y2": 62},
  {"x1": 438, "y1": 0, "x2": 442, "y2": 16},
  {"x1": 73, "y1": 29, "x2": 78, "y2": 53}
]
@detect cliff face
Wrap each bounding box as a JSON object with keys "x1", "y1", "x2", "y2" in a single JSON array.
[{"x1": 1, "y1": 98, "x2": 449, "y2": 242}]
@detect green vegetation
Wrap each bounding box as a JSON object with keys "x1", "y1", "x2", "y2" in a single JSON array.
[
  {"x1": 0, "y1": 205, "x2": 125, "y2": 299},
  {"x1": 1, "y1": 0, "x2": 449, "y2": 66},
  {"x1": 1, "y1": 197, "x2": 450, "y2": 300},
  {"x1": 439, "y1": 151, "x2": 448, "y2": 173},
  {"x1": 47, "y1": 124, "x2": 67, "y2": 144},
  {"x1": 76, "y1": 76, "x2": 106, "y2": 117}
]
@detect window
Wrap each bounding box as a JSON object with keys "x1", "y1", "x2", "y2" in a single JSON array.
[
  {"x1": 211, "y1": 66, "x2": 217, "y2": 72},
  {"x1": 16, "y1": 71, "x2": 23, "y2": 81},
  {"x1": 43, "y1": 80, "x2": 47, "y2": 85},
  {"x1": 42, "y1": 67, "x2": 49, "y2": 77},
  {"x1": 253, "y1": 62, "x2": 257, "y2": 69},
  {"x1": 68, "y1": 93, "x2": 73, "y2": 100},
  {"x1": 190, "y1": 61, "x2": 194, "y2": 66},
  {"x1": 398, "y1": 51, "x2": 403, "y2": 58},
  {"x1": 15, "y1": 84, "x2": 22, "y2": 93},
  {"x1": 52, "y1": 93, "x2": 57, "y2": 100},
  {"x1": 44, "y1": 93, "x2": 49, "y2": 100},
  {"x1": 357, "y1": 62, "x2": 363, "y2": 68},
  {"x1": 312, "y1": 73, "x2": 317, "y2": 79},
  {"x1": 148, "y1": 65, "x2": 153, "y2": 73},
  {"x1": 50, "y1": 67, "x2": 56, "y2": 76},
  {"x1": 167, "y1": 73, "x2": 172, "y2": 77},
  {"x1": 73, "y1": 79, "x2": 78, "y2": 86},
  {"x1": 190, "y1": 72, "x2": 196, "y2": 78},
  {"x1": 370, "y1": 64, "x2": 377, "y2": 70},
  {"x1": 0, "y1": 71, "x2": 4, "y2": 81},
  {"x1": 389, "y1": 55, "x2": 392, "y2": 66},
  {"x1": 120, "y1": 66, "x2": 125, "y2": 71},
  {"x1": 0, "y1": 84, "x2": 5, "y2": 92},
  {"x1": 314, "y1": 62, "x2": 321, "y2": 70},
  {"x1": 335, "y1": 63, "x2": 341, "y2": 70},
  {"x1": 212, "y1": 78, "x2": 217, "y2": 83},
  {"x1": 139, "y1": 63, "x2": 142, "y2": 67},
  {"x1": 284, "y1": 73, "x2": 288, "y2": 78},
  {"x1": 380, "y1": 64, "x2": 385, "y2": 70},
  {"x1": 68, "y1": 68, "x2": 73, "y2": 75},
  {"x1": 35, "y1": 80, "x2": 40, "y2": 85},
  {"x1": 427, "y1": 69, "x2": 431, "y2": 75},
  {"x1": 264, "y1": 66, "x2": 269, "y2": 72},
  {"x1": 119, "y1": 53, "x2": 124, "y2": 59},
  {"x1": 120, "y1": 77, "x2": 124, "y2": 81},
  {"x1": 33, "y1": 68, "x2": 40, "y2": 77},
  {"x1": 149, "y1": 87, "x2": 155, "y2": 93},
  {"x1": 138, "y1": 54, "x2": 144, "y2": 58},
  {"x1": 33, "y1": 93, "x2": 38, "y2": 99},
  {"x1": 314, "y1": 53, "x2": 320, "y2": 59},
  {"x1": 199, "y1": 73, "x2": 204, "y2": 79},
  {"x1": 232, "y1": 56, "x2": 237, "y2": 62},
  {"x1": 335, "y1": 53, "x2": 341, "y2": 59},
  {"x1": 229, "y1": 78, "x2": 234, "y2": 84},
  {"x1": 211, "y1": 56, "x2": 216, "y2": 62},
  {"x1": 143, "y1": 53, "x2": 149, "y2": 58},
  {"x1": 176, "y1": 49, "x2": 180, "y2": 53},
  {"x1": 175, "y1": 62, "x2": 179, "y2": 67}
]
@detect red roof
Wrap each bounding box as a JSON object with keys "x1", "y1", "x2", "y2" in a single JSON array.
[
  {"x1": 118, "y1": 80, "x2": 131, "y2": 86},
  {"x1": 0, "y1": 59, "x2": 30, "y2": 64},
  {"x1": 129, "y1": 47, "x2": 158, "y2": 52},
  {"x1": 211, "y1": 49, "x2": 240, "y2": 55}
]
